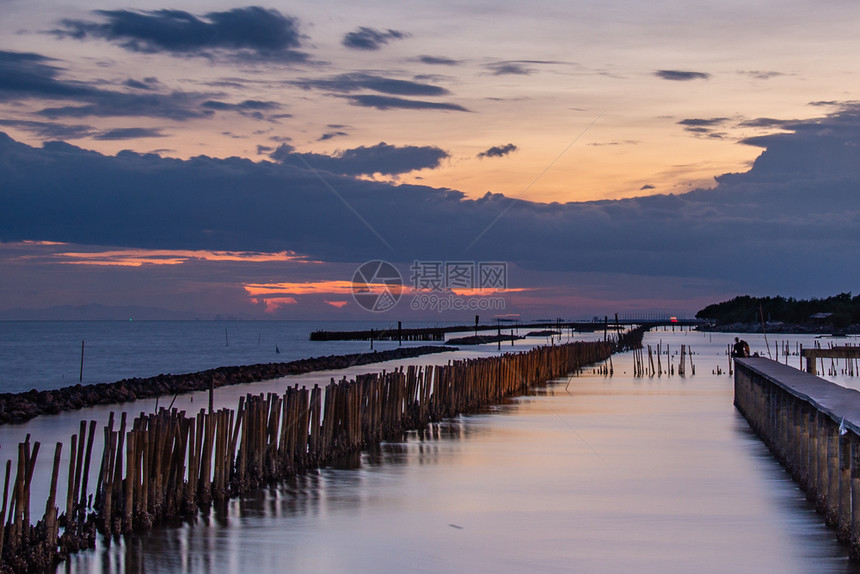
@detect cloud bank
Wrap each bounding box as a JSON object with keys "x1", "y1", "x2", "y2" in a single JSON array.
[
  {"x1": 295, "y1": 73, "x2": 449, "y2": 97},
  {"x1": 0, "y1": 49, "x2": 215, "y2": 121},
  {"x1": 655, "y1": 70, "x2": 710, "y2": 81},
  {"x1": 478, "y1": 143, "x2": 518, "y2": 158},
  {"x1": 269, "y1": 142, "x2": 449, "y2": 176},
  {"x1": 342, "y1": 27, "x2": 408, "y2": 50},
  {"x1": 1, "y1": 103, "x2": 859, "y2": 297},
  {"x1": 343, "y1": 95, "x2": 469, "y2": 112},
  {"x1": 54, "y1": 7, "x2": 309, "y2": 63}
]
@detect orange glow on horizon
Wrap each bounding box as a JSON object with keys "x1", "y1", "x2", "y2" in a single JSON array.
[
  {"x1": 447, "y1": 287, "x2": 530, "y2": 296},
  {"x1": 244, "y1": 281, "x2": 527, "y2": 299},
  {"x1": 52, "y1": 249, "x2": 312, "y2": 267},
  {"x1": 252, "y1": 296, "x2": 299, "y2": 313},
  {"x1": 244, "y1": 280, "x2": 357, "y2": 296}
]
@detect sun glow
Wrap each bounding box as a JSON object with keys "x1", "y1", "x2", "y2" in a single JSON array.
[{"x1": 53, "y1": 249, "x2": 311, "y2": 267}]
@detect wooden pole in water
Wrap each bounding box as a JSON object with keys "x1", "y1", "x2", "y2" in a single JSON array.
[
  {"x1": 46, "y1": 442, "x2": 62, "y2": 548},
  {"x1": 0, "y1": 460, "x2": 11, "y2": 560},
  {"x1": 759, "y1": 304, "x2": 771, "y2": 359},
  {"x1": 80, "y1": 340, "x2": 85, "y2": 382},
  {"x1": 65, "y1": 434, "x2": 78, "y2": 524},
  {"x1": 78, "y1": 420, "x2": 96, "y2": 519}
]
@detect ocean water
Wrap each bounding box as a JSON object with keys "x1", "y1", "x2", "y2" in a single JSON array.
[
  {"x1": 0, "y1": 320, "x2": 467, "y2": 393},
  {"x1": 1, "y1": 324, "x2": 860, "y2": 572}
]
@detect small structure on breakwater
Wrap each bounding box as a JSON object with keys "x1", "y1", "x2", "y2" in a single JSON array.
[{"x1": 734, "y1": 357, "x2": 860, "y2": 559}]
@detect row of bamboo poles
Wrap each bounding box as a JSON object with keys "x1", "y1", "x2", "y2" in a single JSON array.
[
  {"x1": 721, "y1": 340, "x2": 859, "y2": 377},
  {"x1": 807, "y1": 341, "x2": 860, "y2": 377},
  {"x1": 631, "y1": 342, "x2": 694, "y2": 377},
  {"x1": 0, "y1": 339, "x2": 614, "y2": 572}
]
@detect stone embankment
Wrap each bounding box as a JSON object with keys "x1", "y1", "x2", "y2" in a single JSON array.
[{"x1": 0, "y1": 346, "x2": 454, "y2": 425}]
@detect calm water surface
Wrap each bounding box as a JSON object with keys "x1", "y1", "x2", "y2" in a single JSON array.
[
  {"x1": 0, "y1": 320, "x2": 459, "y2": 393},
  {"x1": 34, "y1": 329, "x2": 860, "y2": 573}
]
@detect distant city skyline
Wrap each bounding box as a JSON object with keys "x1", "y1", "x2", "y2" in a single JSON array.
[{"x1": 1, "y1": 1, "x2": 858, "y2": 319}]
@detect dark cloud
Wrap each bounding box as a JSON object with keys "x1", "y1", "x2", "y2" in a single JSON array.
[
  {"x1": 270, "y1": 142, "x2": 448, "y2": 176},
  {"x1": 486, "y1": 62, "x2": 533, "y2": 76},
  {"x1": 417, "y1": 55, "x2": 460, "y2": 66},
  {"x1": 640, "y1": 184, "x2": 655, "y2": 190},
  {"x1": 93, "y1": 127, "x2": 167, "y2": 140},
  {"x1": 485, "y1": 60, "x2": 567, "y2": 76},
  {"x1": 588, "y1": 140, "x2": 639, "y2": 147},
  {"x1": 202, "y1": 99, "x2": 281, "y2": 111},
  {"x1": 342, "y1": 27, "x2": 408, "y2": 50},
  {"x1": 655, "y1": 70, "x2": 710, "y2": 81},
  {"x1": 1, "y1": 103, "x2": 859, "y2": 296},
  {"x1": 739, "y1": 70, "x2": 784, "y2": 80},
  {"x1": 0, "y1": 119, "x2": 94, "y2": 139},
  {"x1": 343, "y1": 94, "x2": 469, "y2": 112},
  {"x1": 0, "y1": 50, "x2": 215, "y2": 121},
  {"x1": 123, "y1": 77, "x2": 161, "y2": 90},
  {"x1": 319, "y1": 131, "x2": 348, "y2": 141},
  {"x1": 477, "y1": 143, "x2": 518, "y2": 159},
  {"x1": 54, "y1": 7, "x2": 309, "y2": 63},
  {"x1": 0, "y1": 50, "x2": 98, "y2": 101},
  {"x1": 38, "y1": 91, "x2": 214, "y2": 121},
  {"x1": 678, "y1": 118, "x2": 728, "y2": 128},
  {"x1": 295, "y1": 73, "x2": 448, "y2": 96},
  {"x1": 809, "y1": 100, "x2": 857, "y2": 109},
  {"x1": 737, "y1": 117, "x2": 798, "y2": 129},
  {"x1": 678, "y1": 118, "x2": 729, "y2": 139},
  {"x1": 202, "y1": 99, "x2": 282, "y2": 119}
]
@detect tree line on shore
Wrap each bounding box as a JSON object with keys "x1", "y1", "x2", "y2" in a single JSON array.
[{"x1": 696, "y1": 292, "x2": 860, "y2": 329}]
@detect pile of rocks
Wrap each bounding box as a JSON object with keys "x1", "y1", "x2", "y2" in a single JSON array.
[{"x1": 0, "y1": 345, "x2": 454, "y2": 424}]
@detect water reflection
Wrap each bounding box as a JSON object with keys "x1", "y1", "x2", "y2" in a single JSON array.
[{"x1": 50, "y1": 330, "x2": 860, "y2": 573}]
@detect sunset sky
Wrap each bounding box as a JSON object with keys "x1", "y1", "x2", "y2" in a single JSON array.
[{"x1": 1, "y1": 1, "x2": 859, "y2": 320}]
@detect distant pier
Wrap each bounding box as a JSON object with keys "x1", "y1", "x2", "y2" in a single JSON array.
[
  {"x1": 310, "y1": 317, "x2": 699, "y2": 342},
  {"x1": 734, "y1": 357, "x2": 860, "y2": 558}
]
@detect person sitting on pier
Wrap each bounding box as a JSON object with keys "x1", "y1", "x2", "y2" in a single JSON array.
[{"x1": 732, "y1": 337, "x2": 750, "y2": 358}]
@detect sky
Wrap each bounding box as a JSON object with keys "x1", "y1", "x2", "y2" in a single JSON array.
[{"x1": 0, "y1": 0, "x2": 858, "y2": 321}]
